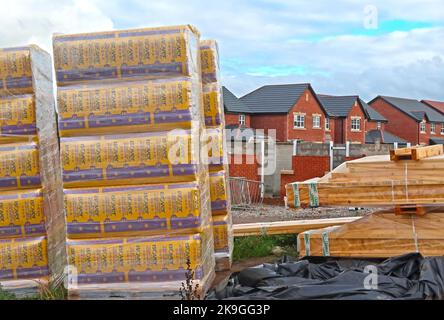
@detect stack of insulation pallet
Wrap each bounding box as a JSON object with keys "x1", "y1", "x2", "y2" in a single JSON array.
[
  {"x1": 200, "y1": 40, "x2": 233, "y2": 271},
  {"x1": 53, "y1": 25, "x2": 215, "y2": 299},
  {"x1": 0, "y1": 46, "x2": 64, "y2": 296},
  {"x1": 285, "y1": 145, "x2": 444, "y2": 258}
]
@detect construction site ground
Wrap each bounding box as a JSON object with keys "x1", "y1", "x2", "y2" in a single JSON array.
[{"x1": 232, "y1": 203, "x2": 379, "y2": 224}]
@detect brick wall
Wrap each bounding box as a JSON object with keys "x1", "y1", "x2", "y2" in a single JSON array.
[
  {"x1": 287, "y1": 88, "x2": 327, "y2": 142},
  {"x1": 366, "y1": 121, "x2": 386, "y2": 131},
  {"x1": 250, "y1": 114, "x2": 287, "y2": 141},
  {"x1": 228, "y1": 154, "x2": 259, "y2": 181},
  {"x1": 369, "y1": 97, "x2": 421, "y2": 144},
  {"x1": 225, "y1": 112, "x2": 251, "y2": 127},
  {"x1": 346, "y1": 102, "x2": 367, "y2": 143},
  {"x1": 280, "y1": 155, "x2": 330, "y2": 196}
]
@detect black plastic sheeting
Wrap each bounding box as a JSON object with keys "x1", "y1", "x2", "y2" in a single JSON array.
[{"x1": 209, "y1": 253, "x2": 444, "y2": 300}]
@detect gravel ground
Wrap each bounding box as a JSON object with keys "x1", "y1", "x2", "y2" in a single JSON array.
[{"x1": 232, "y1": 204, "x2": 381, "y2": 224}]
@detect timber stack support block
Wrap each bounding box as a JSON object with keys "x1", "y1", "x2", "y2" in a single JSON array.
[{"x1": 390, "y1": 145, "x2": 444, "y2": 161}]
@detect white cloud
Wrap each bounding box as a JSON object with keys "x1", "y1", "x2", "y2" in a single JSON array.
[{"x1": 0, "y1": 0, "x2": 113, "y2": 52}]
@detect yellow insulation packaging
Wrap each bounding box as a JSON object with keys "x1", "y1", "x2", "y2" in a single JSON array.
[
  {"x1": 212, "y1": 214, "x2": 233, "y2": 271},
  {"x1": 0, "y1": 47, "x2": 33, "y2": 97},
  {"x1": 209, "y1": 170, "x2": 230, "y2": 216},
  {"x1": 64, "y1": 182, "x2": 211, "y2": 238},
  {"x1": 53, "y1": 25, "x2": 201, "y2": 86},
  {"x1": 60, "y1": 131, "x2": 202, "y2": 187},
  {"x1": 0, "y1": 142, "x2": 40, "y2": 190},
  {"x1": 57, "y1": 77, "x2": 203, "y2": 136},
  {"x1": 0, "y1": 45, "x2": 64, "y2": 288},
  {"x1": 0, "y1": 189, "x2": 44, "y2": 237},
  {"x1": 66, "y1": 232, "x2": 214, "y2": 287},
  {"x1": 0, "y1": 236, "x2": 49, "y2": 281}
]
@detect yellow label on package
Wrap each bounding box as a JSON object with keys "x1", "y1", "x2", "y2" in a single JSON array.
[
  {"x1": 203, "y1": 83, "x2": 222, "y2": 127},
  {"x1": 0, "y1": 94, "x2": 36, "y2": 136},
  {"x1": 57, "y1": 78, "x2": 198, "y2": 136},
  {"x1": 0, "y1": 189, "x2": 44, "y2": 237},
  {"x1": 53, "y1": 25, "x2": 200, "y2": 85},
  {"x1": 0, "y1": 47, "x2": 33, "y2": 97},
  {"x1": 67, "y1": 234, "x2": 208, "y2": 283},
  {"x1": 0, "y1": 142, "x2": 41, "y2": 190},
  {"x1": 64, "y1": 182, "x2": 206, "y2": 238},
  {"x1": 200, "y1": 40, "x2": 219, "y2": 85},
  {"x1": 209, "y1": 171, "x2": 228, "y2": 215},
  {"x1": 203, "y1": 127, "x2": 225, "y2": 172},
  {"x1": 60, "y1": 131, "x2": 199, "y2": 187},
  {"x1": 212, "y1": 214, "x2": 232, "y2": 252},
  {"x1": 0, "y1": 236, "x2": 48, "y2": 280}
]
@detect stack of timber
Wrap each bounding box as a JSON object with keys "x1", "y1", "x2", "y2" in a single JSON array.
[
  {"x1": 286, "y1": 145, "x2": 444, "y2": 208},
  {"x1": 298, "y1": 207, "x2": 444, "y2": 258}
]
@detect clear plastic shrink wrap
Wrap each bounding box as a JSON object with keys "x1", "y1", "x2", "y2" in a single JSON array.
[
  {"x1": 0, "y1": 46, "x2": 64, "y2": 292},
  {"x1": 53, "y1": 26, "x2": 215, "y2": 299},
  {"x1": 200, "y1": 40, "x2": 232, "y2": 271}
]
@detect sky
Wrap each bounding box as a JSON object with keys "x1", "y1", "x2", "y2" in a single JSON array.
[{"x1": 1, "y1": 0, "x2": 443, "y2": 101}]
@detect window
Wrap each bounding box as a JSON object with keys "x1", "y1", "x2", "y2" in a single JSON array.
[
  {"x1": 351, "y1": 117, "x2": 361, "y2": 131},
  {"x1": 294, "y1": 113, "x2": 305, "y2": 128},
  {"x1": 441, "y1": 123, "x2": 444, "y2": 135},
  {"x1": 325, "y1": 117, "x2": 330, "y2": 130},
  {"x1": 377, "y1": 122, "x2": 381, "y2": 130},
  {"x1": 239, "y1": 114, "x2": 245, "y2": 126},
  {"x1": 431, "y1": 123, "x2": 436, "y2": 134},
  {"x1": 420, "y1": 121, "x2": 426, "y2": 133},
  {"x1": 312, "y1": 115, "x2": 321, "y2": 128}
]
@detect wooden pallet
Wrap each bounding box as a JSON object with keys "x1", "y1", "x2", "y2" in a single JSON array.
[
  {"x1": 298, "y1": 208, "x2": 444, "y2": 258},
  {"x1": 390, "y1": 145, "x2": 443, "y2": 161},
  {"x1": 233, "y1": 217, "x2": 360, "y2": 237}
]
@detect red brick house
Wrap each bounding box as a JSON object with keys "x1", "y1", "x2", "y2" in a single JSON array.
[
  {"x1": 222, "y1": 86, "x2": 251, "y2": 127},
  {"x1": 239, "y1": 83, "x2": 329, "y2": 142},
  {"x1": 368, "y1": 96, "x2": 444, "y2": 145}
]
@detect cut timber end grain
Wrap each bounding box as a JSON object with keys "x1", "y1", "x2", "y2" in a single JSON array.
[{"x1": 390, "y1": 145, "x2": 443, "y2": 161}]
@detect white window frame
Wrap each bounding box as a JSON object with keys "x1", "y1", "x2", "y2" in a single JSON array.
[
  {"x1": 431, "y1": 123, "x2": 436, "y2": 134},
  {"x1": 351, "y1": 117, "x2": 361, "y2": 131},
  {"x1": 239, "y1": 114, "x2": 246, "y2": 126},
  {"x1": 420, "y1": 121, "x2": 426, "y2": 134},
  {"x1": 441, "y1": 123, "x2": 444, "y2": 135},
  {"x1": 377, "y1": 122, "x2": 381, "y2": 130},
  {"x1": 293, "y1": 113, "x2": 305, "y2": 129},
  {"x1": 325, "y1": 117, "x2": 330, "y2": 131},
  {"x1": 312, "y1": 114, "x2": 321, "y2": 128}
]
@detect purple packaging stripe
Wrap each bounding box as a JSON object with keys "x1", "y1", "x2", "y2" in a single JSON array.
[
  {"x1": 102, "y1": 130, "x2": 171, "y2": 140},
  {"x1": 211, "y1": 200, "x2": 228, "y2": 211},
  {"x1": 125, "y1": 234, "x2": 198, "y2": 244},
  {"x1": 56, "y1": 67, "x2": 118, "y2": 84},
  {"x1": 1, "y1": 123, "x2": 37, "y2": 135},
  {"x1": 209, "y1": 171, "x2": 225, "y2": 177},
  {"x1": 215, "y1": 248, "x2": 230, "y2": 253},
  {"x1": 103, "y1": 218, "x2": 168, "y2": 233},
  {"x1": 19, "y1": 176, "x2": 41, "y2": 188},
  {"x1": 16, "y1": 143, "x2": 38, "y2": 151},
  {"x1": 102, "y1": 184, "x2": 165, "y2": 193},
  {"x1": 171, "y1": 164, "x2": 197, "y2": 176},
  {"x1": 215, "y1": 114, "x2": 222, "y2": 125},
  {"x1": 118, "y1": 28, "x2": 182, "y2": 38},
  {"x1": 15, "y1": 266, "x2": 49, "y2": 279},
  {"x1": 120, "y1": 63, "x2": 185, "y2": 78},
  {"x1": 127, "y1": 268, "x2": 204, "y2": 283},
  {"x1": 170, "y1": 216, "x2": 201, "y2": 229},
  {"x1": 167, "y1": 182, "x2": 198, "y2": 189},
  {"x1": 154, "y1": 109, "x2": 192, "y2": 124},
  {"x1": 212, "y1": 219, "x2": 229, "y2": 227},
  {"x1": 77, "y1": 272, "x2": 126, "y2": 285},
  {"x1": 63, "y1": 188, "x2": 100, "y2": 195},
  {"x1": 53, "y1": 33, "x2": 116, "y2": 43},
  {"x1": 202, "y1": 73, "x2": 218, "y2": 84},
  {"x1": 1, "y1": 46, "x2": 30, "y2": 51},
  {"x1": 58, "y1": 117, "x2": 86, "y2": 130},
  {"x1": 0, "y1": 269, "x2": 14, "y2": 280},
  {"x1": 88, "y1": 112, "x2": 150, "y2": 128},
  {"x1": 66, "y1": 223, "x2": 101, "y2": 235},
  {"x1": 20, "y1": 190, "x2": 43, "y2": 198},
  {"x1": 105, "y1": 165, "x2": 170, "y2": 180},
  {"x1": 14, "y1": 235, "x2": 45, "y2": 243},
  {"x1": 0, "y1": 225, "x2": 22, "y2": 237},
  {"x1": 23, "y1": 223, "x2": 46, "y2": 235},
  {"x1": 0, "y1": 177, "x2": 18, "y2": 188},
  {"x1": 5, "y1": 76, "x2": 33, "y2": 89},
  {"x1": 67, "y1": 238, "x2": 123, "y2": 246},
  {"x1": 0, "y1": 193, "x2": 19, "y2": 200},
  {"x1": 63, "y1": 168, "x2": 103, "y2": 182}
]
